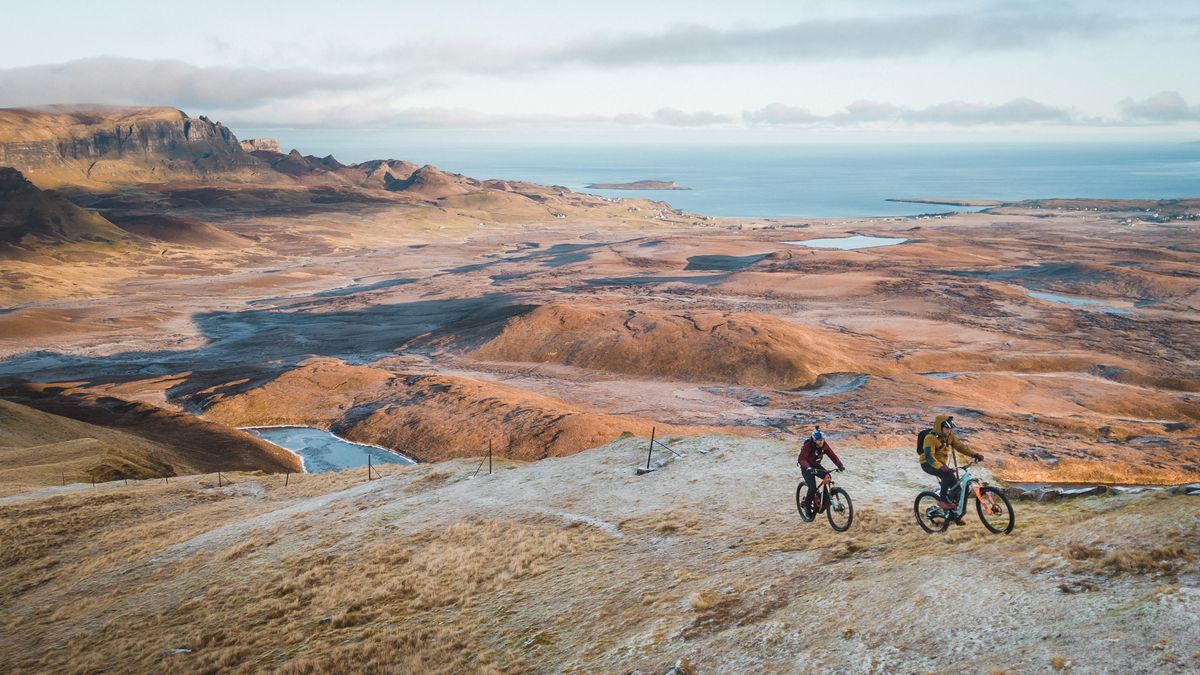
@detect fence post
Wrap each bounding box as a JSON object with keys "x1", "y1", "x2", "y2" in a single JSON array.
[
  {"x1": 646, "y1": 427, "x2": 656, "y2": 471},
  {"x1": 218, "y1": 471, "x2": 223, "y2": 488},
  {"x1": 61, "y1": 471, "x2": 65, "y2": 486},
  {"x1": 285, "y1": 470, "x2": 290, "y2": 487},
  {"x1": 368, "y1": 455, "x2": 373, "y2": 481},
  {"x1": 489, "y1": 439, "x2": 493, "y2": 475}
]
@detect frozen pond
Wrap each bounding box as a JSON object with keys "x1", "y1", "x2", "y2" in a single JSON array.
[
  {"x1": 245, "y1": 426, "x2": 415, "y2": 472},
  {"x1": 785, "y1": 236, "x2": 908, "y2": 250},
  {"x1": 1026, "y1": 291, "x2": 1133, "y2": 315}
]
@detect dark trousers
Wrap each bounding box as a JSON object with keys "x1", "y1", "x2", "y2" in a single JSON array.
[
  {"x1": 801, "y1": 466, "x2": 828, "y2": 507},
  {"x1": 921, "y1": 462, "x2": 957, "y2": 503}
]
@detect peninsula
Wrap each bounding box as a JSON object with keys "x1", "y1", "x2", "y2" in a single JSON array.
[{"x1": 585, "y1": 179, "x2": 690, "y2": 190}]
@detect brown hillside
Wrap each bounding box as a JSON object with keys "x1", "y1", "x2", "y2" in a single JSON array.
[
  {"x1": 0, "y1": 167, "x2": 138, "y2": 256},
  {"x1": 1, "y1": 385, "x2": 301, "y2": 486},
  {"x1": 472, "y1": 304, "x2": 880, "y2": 388},
  {"x1": 386, "y1": 165, "x2": 477, "y2": 200},
  {"x1": 102, "y1": 212, "x2": 249, "y2": 247},
  {"x1": 202, "y1": 359, "x2": 689, "y2": 461}
]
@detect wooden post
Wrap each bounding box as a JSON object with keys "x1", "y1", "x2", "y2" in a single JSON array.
[
  {"x1": 646, "y1": 427, "x2": 656, "y2": 471},
  {"x1": 285, "y1": 470, "x2": 290, "y2": 486},
  {"x1": 218, "y1": 471, "x2": 223, "y2": 488},
  {"x1": 124, "y1": 476, "x2": 128, "y2": 486},
  {"x1": 61, "y1": 471, "x2": 65, "y2": 486},
  {"x1": 368, "y1": 455, "x2": 373, "y2": 481},
  {"x1": 488, "y1": 439, "x2": 493, "y2": 475}
]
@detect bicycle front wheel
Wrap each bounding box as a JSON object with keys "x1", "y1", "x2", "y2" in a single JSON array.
[
  {"x1": 826, "y1": 487, "x2": 854, "y2": 532},
  {"x1": 976, "y1": 486, "x2": 1015, "y2": 534},
  {"x1": 796, "y1": 482, "x2": 813, "y2": 522},
  {"x1": 914, "y1": 491, "x2": 949, "y2": 534}
]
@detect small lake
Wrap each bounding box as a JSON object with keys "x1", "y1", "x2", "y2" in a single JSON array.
[
  {"x1": 245, "y1": 426, "x2": 415, "y2": 473},
  {"x1": 785, "y1": 236, "x2": 908, "y2": 250},
  {"x1": 1026, "y1": 291, "x2": 1133, "y2": 315}
]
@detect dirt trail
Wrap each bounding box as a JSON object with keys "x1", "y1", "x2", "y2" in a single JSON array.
[{"x1": 2, "y1": 434, "x2": 1197, "y2": 673}]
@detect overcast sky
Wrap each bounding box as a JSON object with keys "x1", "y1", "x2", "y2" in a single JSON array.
[{"x1": 2, "y1": 0, "x2": 1198, "y2": 140}]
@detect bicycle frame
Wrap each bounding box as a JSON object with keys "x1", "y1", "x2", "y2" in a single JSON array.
[
  {"x1": 946, "y1": 467, "x2": 1001, "y2": 517},
  {"x1": 806, "y1": 470, "x2": 835, "y2": 512}
]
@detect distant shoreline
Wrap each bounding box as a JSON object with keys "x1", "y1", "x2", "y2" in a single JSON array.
[
  {"x1": 586, "y1": 180, "x2": 691, "y2": 191},
  {"x1": 886, "y1": 198, "x2": 1004, "y2": 207}
]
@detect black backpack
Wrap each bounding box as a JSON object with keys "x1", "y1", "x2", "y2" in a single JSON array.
[{"x1": 916, "y1": 428, "x2": 932, "y2": 456}]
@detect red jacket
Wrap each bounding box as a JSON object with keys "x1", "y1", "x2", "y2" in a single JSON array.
[{"x1": 797, "y1": 438, "x2": 844, "y2": 470}]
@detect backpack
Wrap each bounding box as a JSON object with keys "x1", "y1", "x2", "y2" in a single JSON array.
[{"x1": 915, "y1": 428, "x2": 932, "y2": 457}]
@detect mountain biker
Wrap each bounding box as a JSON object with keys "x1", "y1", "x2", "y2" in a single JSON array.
[
  {"x1": 920, "y1": 414, "x2": 983, "y2": 520},
  {"x1": 796, "y1": 427, "x2": 845, "y2": 515}
]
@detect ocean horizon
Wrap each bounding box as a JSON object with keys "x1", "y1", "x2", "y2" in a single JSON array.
[{"x1": 236, "y1": 132, "x2": 1200, "y2": 218}]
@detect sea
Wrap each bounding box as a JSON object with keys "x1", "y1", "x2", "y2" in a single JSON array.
[{"x1": 236, "y1": 131, "x2": 1200, "y2": 218}]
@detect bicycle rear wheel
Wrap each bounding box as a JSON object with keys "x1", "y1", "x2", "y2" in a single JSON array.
[
  {"x1": 795, "y1": 482, "x2": 814, "y2": 522},
  {"x1": 914, "y1": 491, "x2": 949, "y2": 533},
  {"x1": 975, "y1": 486, "x2": 1015, "y2": 534},
  {"x1": 826, "y1": 487, "x2": 853, "y2": 532}
]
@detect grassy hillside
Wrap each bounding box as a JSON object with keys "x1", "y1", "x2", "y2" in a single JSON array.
[
  {"x1": 1, "y1": 436, "x2": 1196, "y2": 673},
  {"x1": 0, "y1": 387, "x2": 302, "y2": 492}
]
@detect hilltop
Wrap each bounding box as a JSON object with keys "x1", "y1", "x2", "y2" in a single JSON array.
[{"x1": 1, "y1": 436, "x2": 1196, "y2": 672}]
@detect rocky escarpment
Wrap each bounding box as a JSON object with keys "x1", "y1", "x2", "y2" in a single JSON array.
[
  {"x1": 0, "y1": 105, "x2": 260, "y2": 186},
  {"x1": 239, "y1": 138, "x2": 281, "y2": 153}
]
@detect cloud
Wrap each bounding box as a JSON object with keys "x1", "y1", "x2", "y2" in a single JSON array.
[
  {"x1": 0, "y1": 57, "x2": 368, "y2": 110},
  {"x1": 551, "y1": 8, "x2": 1117, "y2": 68},
  {"x1": 359, "y1": 4, "x2": 1124, "y2": 79},
  {"x1": 1119, "y1": 91, "x2": 1200, "y2": 122},
  {"x1": 745, "y1": 98, "x2": 1078, "y2": 126}
]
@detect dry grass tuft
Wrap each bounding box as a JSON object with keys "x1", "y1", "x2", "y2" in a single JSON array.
[
  {"x1": 405, "y1": 470, "x2": 451, "y2": 493},
  {"x1": 620, "y1": 510, "x2": 702, "y2": 536},
  {"x1": 1050, "y1": 655, "x2": 1070, "y2": 671}
]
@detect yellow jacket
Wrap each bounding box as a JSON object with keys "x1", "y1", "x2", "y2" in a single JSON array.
[{"x1": 921, "y1": 414, "x2": 979, "y2": 469}]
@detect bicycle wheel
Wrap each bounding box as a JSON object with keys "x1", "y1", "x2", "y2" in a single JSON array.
[
  {"x1": 914, "y1": 491, "x2": 949, "y2": 533},
  {"x1": 796, "y1": 482, "x2": 813, "y2": 522},
  {"x1": 975, "y1": 486, "x2": 1015, "y2": 534},
  {"x1": 826, "y1": 487, "x2": 854, "y2": 532}
]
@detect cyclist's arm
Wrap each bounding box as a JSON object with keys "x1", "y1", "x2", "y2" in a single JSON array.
[{"x1": 951, "y1": 436, "x2": 980, "y2": 459}]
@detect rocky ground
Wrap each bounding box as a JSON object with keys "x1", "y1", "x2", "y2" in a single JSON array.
[{"x1": 1, "y1": 437, "x2": 1197, "y2": 673}]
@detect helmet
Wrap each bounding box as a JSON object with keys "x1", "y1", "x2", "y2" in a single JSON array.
[
  {"x1": 941, "y1": 416, "x2": 956, "y2": 432},
  {"x1": 811, "y1": 428, "x2": 824, "y2": 443}
]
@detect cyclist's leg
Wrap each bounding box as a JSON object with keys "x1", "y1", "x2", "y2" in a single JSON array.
[
  {"x1": 801, "y1": 467, "x2": 817, "y2": 507},
  {"x1": 920, "y1": 462, "x2": 950, "y2": 502},
  {"x1": 937, "y1": 468, "x2": 957, "y2": 504}
]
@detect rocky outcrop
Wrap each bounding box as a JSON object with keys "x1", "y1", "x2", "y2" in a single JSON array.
[
  {"x1": 239, "y1": 138, "x2": 281, "y2": 153},
  {"x1": 0, "y1": 105, "x2": 260, "y2": 187}
]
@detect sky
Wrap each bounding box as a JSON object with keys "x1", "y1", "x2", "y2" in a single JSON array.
[{"x1": 2, "y1": 0, "x2": 1199, "y2": 141}]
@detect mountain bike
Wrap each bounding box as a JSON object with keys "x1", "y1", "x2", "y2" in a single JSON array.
[
  {"x1": 796, "y1": 468, "x2": 854, "y2": 532},
  {"x1": 914, "y1": 457, "x2": 1014, "y2": 534}
]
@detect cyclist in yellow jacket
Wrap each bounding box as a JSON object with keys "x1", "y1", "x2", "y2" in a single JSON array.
[{"x1": 920, "y1": 415, "x2": 984, "y2": 515}]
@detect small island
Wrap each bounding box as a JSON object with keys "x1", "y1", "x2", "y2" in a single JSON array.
[{"x1": 585, "y1": 180, "x2": 691, "y2": 190}]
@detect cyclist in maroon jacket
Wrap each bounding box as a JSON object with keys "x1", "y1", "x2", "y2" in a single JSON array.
[{"x1": 796, "y1": 427, "x2": 845, "y2": 515}]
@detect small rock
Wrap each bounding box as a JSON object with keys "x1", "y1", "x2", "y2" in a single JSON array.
[
  {"x1": 317, "y1": 615, "x2": 333, "y2": 625},
  {"x1": 160, "y1": 647, "x2": 192, "y2": 656},
  {"x1": 1035, "y1": 489, "x2": 1061, "y2": 503},
  {"x1": 1059, "y1": 486, "x2": 1108, "y2": 499}
]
